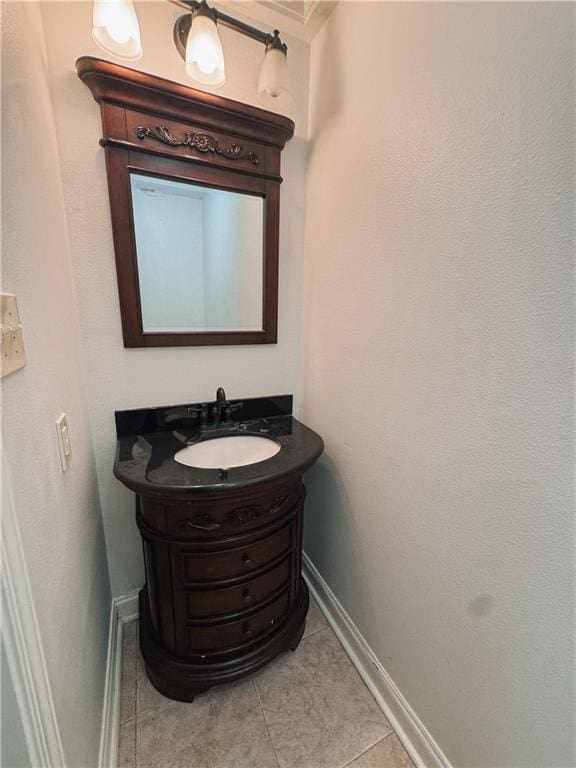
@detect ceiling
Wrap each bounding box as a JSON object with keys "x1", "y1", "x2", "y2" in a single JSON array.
[{"x1": 217, "y1": 0, "x2": 338, "y2": 42}]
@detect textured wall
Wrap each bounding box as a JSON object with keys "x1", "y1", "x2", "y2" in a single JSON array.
[
  {"x1": 1, "y1": 640, "x2": 31, "y2": 768},
  {"x1": 39, "y1": 1, "x2": 310, "y2": 596},
  {"x1": 301, "y1": 3, "x2": 575, "y2": 766},
  {"x1": 1, "y1": 3, "x2": 112, "y2": 765}
]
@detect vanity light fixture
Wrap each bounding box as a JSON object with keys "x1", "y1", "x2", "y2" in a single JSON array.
[
  {"x1": 257, "y1": 30, "x2": 290, "y2": 98},
  {"x1": 182, "y1": 1, "x2": 225, "y2": 86},
  {"x1": 92, "y1": 0, "x2": 290, "y2": 97},
  {"x1": 173, "y1": 0, "x2": 290, "y2": 97},
  {"x1": 92, "y1": 0, "x2": 143, "y2": 60}
]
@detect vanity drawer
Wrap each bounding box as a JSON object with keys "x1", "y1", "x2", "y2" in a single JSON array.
[
  {"x1": 165, "y1": 483, "x2": 303, "y2": 540},
  {"x1": 180, "y1": 524, "x2": 292, "y2": 585},
  {"x1": 187, "y1": 591, "x2": 289, "y2": 653},
  {"x1": 185, "y1": 558, "x2": 290, "y2": 619}
]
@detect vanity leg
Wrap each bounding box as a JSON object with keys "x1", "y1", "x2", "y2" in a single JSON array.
[{"x1": 288, "y1": 614, "x2": 306, "y2": 652}]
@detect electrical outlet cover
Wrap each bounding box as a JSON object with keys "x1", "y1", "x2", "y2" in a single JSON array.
[{"x1": 0, "y1": 294, "x2": 26, "y2": 378}]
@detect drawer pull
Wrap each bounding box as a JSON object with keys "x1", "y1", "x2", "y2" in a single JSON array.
[
  {"x1": 182, "y1": 523, "x2": 291, "y2": 585},
  {"x1": 183, "y1": 515, "x2": 220, "y2": 532},
  {"x1": 187, "y1": 592, "x2": 290, "y2": 652},
  {"x1": 241, "y1": 589, "x2": 253, "y2": 604}
]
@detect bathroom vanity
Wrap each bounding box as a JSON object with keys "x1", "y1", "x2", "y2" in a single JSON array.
[
  {"x1": 83, "y1": 55, "x2": 317, "y2": 701},
  {"x1": 114, "y1": 394, "x2": 323, "y2": 701}
]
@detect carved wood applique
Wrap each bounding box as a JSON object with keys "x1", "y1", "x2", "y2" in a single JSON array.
[
  {"x1": 225, "y1": 494, "x2": 294, "y2": 526},
  {"x1": 136, "y1": 125, "x2": 260, "y2": 165},
  {"x1": 181, "y1": 494, "x2": 296, "y2": 531}
]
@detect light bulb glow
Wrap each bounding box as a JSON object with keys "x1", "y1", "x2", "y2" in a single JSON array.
[
  {"x1": 185, "y1": 14, "x2": 225, "y2": 87},
  {"x1": 92, "y1": 0, "x2": 142, "y2": 60}
]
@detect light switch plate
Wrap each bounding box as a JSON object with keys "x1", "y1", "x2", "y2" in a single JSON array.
[
  {"x1": 56, "y1": 413, "x2": 72, "y2": 472},
  {"x1": 0, "y1": 294, "x2": 26, "y2": 378}
]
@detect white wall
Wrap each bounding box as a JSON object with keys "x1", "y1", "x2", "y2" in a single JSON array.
[
  {"x1": 1, "y1": 640, "x2": 31, "y2": 768},
  {"x1": 1, "y1": 3, "x2": 112, "y2": 765},
  {"x1": 39, "y1": 1, "x2": 310, "y2": 597},
  {"x1": 301, "y1": 3, "x2": 575, "y2": 767}
]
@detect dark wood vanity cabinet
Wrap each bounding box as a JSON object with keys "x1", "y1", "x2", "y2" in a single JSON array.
[{"x1": 136, "y1": 472, "x2": 309, "y2": 701}]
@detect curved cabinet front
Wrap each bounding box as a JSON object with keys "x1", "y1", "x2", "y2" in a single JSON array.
[{"x1": 135, "y1": 471, "x2": 310, "y2": 701}]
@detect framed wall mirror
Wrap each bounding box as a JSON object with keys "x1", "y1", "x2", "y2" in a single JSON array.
[
  {"x1": 77, "y1": 57, "x2": 294, "y2": 347},
  {"x1": 130, "y1": 174, "x2": 264, "y2": 335}
]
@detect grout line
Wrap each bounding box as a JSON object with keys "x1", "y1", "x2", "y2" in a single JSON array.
[
  {"x1": 133, "y1": 689, "x2": 174, "y2": 721},
  {"x1": 339, "y1": 733, "x2": 394, "y2": 768},
  {"x1": 130, "y1": 715, "x2": 137, "y2": 768},
  {"x1": 119, "y1": 714, "x2": 137, "y2": 727},
  {"x1": 118, "y1": 621, "x2": 138, "y2": 768},
  {"x1": 302, "y1": 625, "x2": 331, "y2": 642},
  {"x1": 252, "y1": 679, "x2": 282, "y2": 768},
  {"x1": 135, "y1": 703, "x2": 158, "y2": 720},
  {"x1": 302, "y1": 624, "x2": 330, "y2": 641},
  {"x1": 133, "y1": 624, "x2": 138, "y2": 768},
  {"x1": 133, "y1": 716, "x2": 137, "y2": 768}
]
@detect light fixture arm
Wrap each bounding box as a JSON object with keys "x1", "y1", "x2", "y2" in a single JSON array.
[{"x1": 171, "y1": 0, "x2": 288, "y2": 61}]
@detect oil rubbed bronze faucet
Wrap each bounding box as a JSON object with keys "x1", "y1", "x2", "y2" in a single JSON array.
[
  {"x1": 211, "y1": 387, "x2": 229, "y2": 426},
  {"x1": 212, "y1": 387, "x2": 243, "y2": 425},
  {"x1": 212, "y1": 387, "x2": 228, "y2": 427}
]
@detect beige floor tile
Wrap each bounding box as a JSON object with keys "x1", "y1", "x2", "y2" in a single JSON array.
[
  {"x1": 346, "y1": 734, "x2": 414, "y2": 768},
  {"x1": 135, "y1": 679, "x2": 280, "y2": 768},
  {"x1": 118, "y1": 719, "x2": 136, "y2": 768},
  {"x1": 133, "y1": 595, "x2": 329, "y2": 717},
  {"x1": 253, "y1": 627, "x2": 392, "y2": 768},
  {"x1": 119, "y1": 621, "x2": 137, "y2": 724},
  {"x1": 135, "y1": 632, "x2": 174, "y2": 717},
  {"x1": 303, "y1": 595, "x2": 329, "y2": 638}
]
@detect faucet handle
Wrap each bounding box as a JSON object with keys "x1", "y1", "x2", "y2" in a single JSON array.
[
  {"x1": 187, "y1": 405, "x2": 208, "y2": 426},
  {"x1": 223, "y1": 401, "x2": 243, "y2": 422},
  {"x1": 163, "y1": 405, "x2": 206, "y2": 427}
]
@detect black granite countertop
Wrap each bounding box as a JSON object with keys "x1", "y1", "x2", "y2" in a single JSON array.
[{"x1": 113, "y1": 395, "x2": 324, "y2": 495}]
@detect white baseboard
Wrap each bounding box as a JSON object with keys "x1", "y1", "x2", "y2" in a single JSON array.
[
  {"x1": 98, "y1": 590, "x2": 140, "y2": 768},
  {"x1": 302, "y1": 553, "x2": 451, "y2": 768},
  {"x1": 98, "y1": 602, "x2": 121, "y2": 768},
  {"x1": 115, "y1": 589, "x2": 140, "y2": 623}
]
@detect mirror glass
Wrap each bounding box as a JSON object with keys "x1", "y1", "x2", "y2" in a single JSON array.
[{"x1": 130, "y1": 173, "x2": 264, "y2": 333}]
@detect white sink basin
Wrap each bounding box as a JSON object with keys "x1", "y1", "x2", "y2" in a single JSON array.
[{"x1": 174, "y1": 435, "x2": 281, "y2": 470}]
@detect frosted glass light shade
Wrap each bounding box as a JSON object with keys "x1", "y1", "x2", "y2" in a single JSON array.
[
  {"x1": 92, "y1": 0, "x2": 142, "y2": 60},
  {"x1": 258, "y1": 47, "x2": 290, "y2": 98},
  {"x1": 185, "y1": 14, "x2": 225, "y2": 87}
]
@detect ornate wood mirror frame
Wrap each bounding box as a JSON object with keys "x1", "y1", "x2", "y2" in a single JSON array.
[{"x1": 77, "y1": 57, "x2": 294, "y2": 347}]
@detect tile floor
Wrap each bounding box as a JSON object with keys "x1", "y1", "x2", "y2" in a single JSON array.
[{"x1": 118, "y1": 597, "x2": 414, "y2": 768}]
